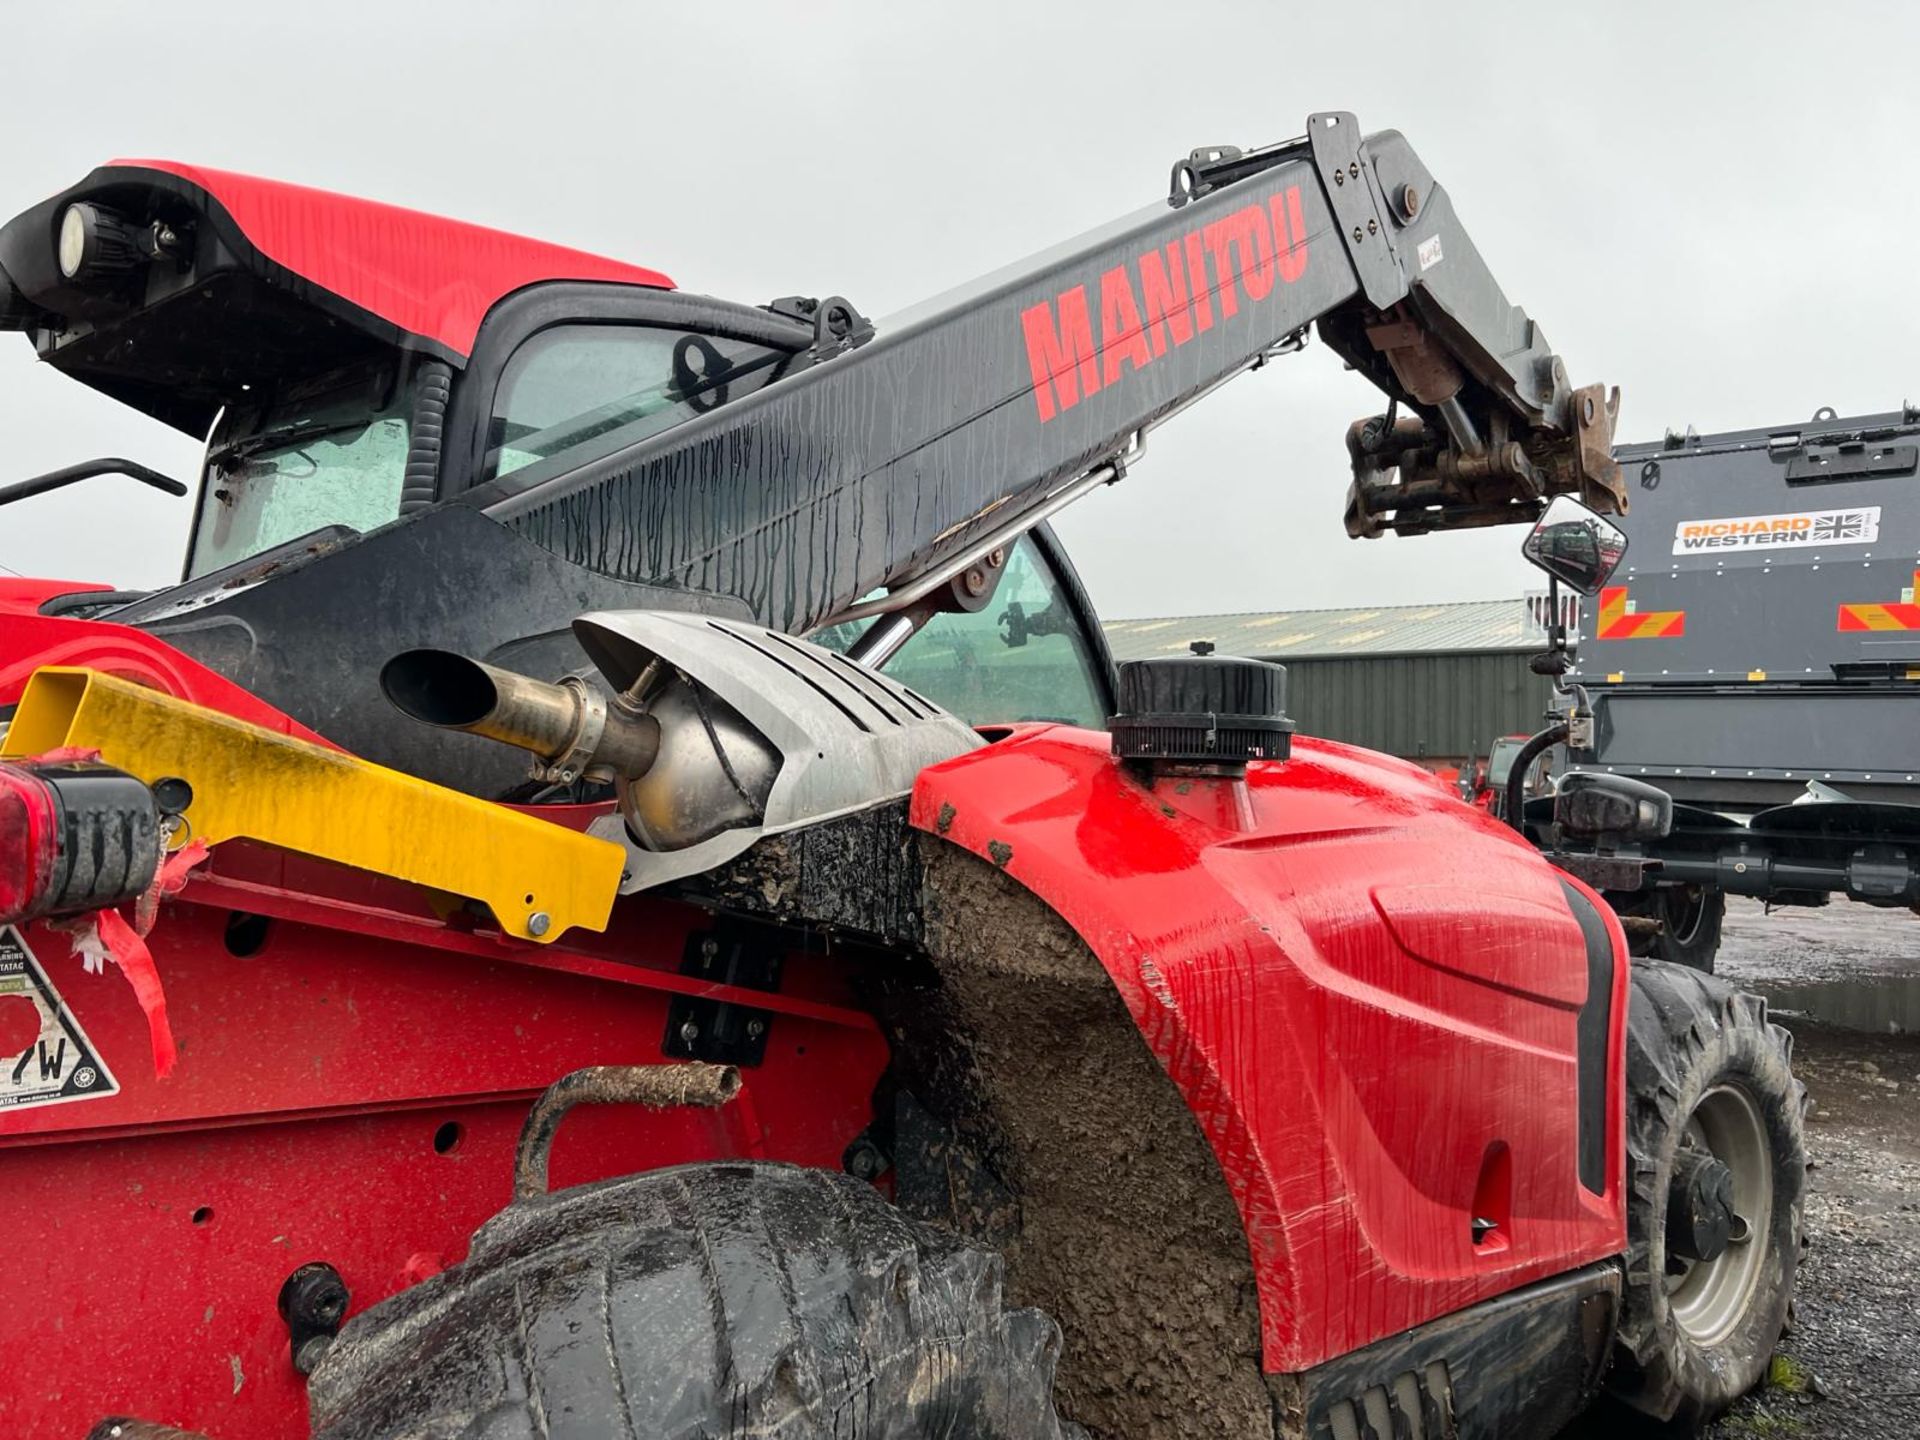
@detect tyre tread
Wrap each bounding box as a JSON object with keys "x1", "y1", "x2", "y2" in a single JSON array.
[{"x1": 309, "y1": 1162, "x2": 1072, "y2": 1439}]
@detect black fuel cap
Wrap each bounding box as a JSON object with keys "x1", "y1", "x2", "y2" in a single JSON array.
[{"x1": 1107, "y1": 654, "x2": 1293, "y2": 765}]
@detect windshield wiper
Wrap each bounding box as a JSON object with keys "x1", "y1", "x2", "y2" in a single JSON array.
[
  {"x1": 0, "y1": 458, "x2": 189, "y2": 510},
  {"x1": 215, "y1": 419, "x2": 375, "y2": 468}
]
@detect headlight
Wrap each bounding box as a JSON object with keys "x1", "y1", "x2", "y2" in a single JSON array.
[{"x1": 56, "y1": 202, "x2": 143, "y2": 283}]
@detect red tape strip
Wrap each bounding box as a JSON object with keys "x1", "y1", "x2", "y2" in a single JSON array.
[{"x1": 92, "y1": 908, "x2": 177, "y2": 1080}]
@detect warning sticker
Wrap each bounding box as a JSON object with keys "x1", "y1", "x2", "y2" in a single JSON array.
[
  {"x1": 1673, "y1": 506, "x2": 1880, "y2": 555},
  {"x1": 0, "y1": 926, "x2": 117, "y2": 1111}
]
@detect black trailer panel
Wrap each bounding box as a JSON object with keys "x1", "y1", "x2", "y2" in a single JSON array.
[
  {"x1": 1570, "y1": 409, "x2": 1920, "y2": 809},
  {"x1": 1589, "y1": 685, "x2": 1920, "y2": 808}
]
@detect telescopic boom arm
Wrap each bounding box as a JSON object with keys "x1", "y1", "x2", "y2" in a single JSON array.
[{"x1": 473, "y1": 112, "x2": 1623, "y2": 636}]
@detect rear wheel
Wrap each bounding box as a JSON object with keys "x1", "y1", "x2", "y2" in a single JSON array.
[
  {"x1": 1609, "y1": 961, "x2": 1806, "y2": 1424},
  {"x1": 309, "y1": 1162, "x2": 1078, "y2": 1439}
]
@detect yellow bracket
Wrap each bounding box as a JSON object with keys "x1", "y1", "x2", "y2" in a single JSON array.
[{"x1": 2, "y1": 667, "x2": 623, "y2": 943}]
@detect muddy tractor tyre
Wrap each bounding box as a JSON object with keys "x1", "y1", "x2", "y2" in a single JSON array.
[
  {"x1": 1608, "y1": 960, "x2": 1807, "y2": 1424},
  {"x1": 308, "y1": 1162, "x2": 1078, "y2": 1440}
]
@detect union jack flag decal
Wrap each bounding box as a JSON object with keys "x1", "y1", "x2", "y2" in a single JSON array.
[{"x1": 1812, "y1": 511, "x2": 1876, "y2": 543}]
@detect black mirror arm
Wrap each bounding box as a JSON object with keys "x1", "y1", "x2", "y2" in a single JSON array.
[{"x1": 0, "y1": 458, "x2": 190, "y2": 510}]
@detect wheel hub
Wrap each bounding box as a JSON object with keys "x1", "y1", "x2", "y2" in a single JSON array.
[
  {"x1": 1664, "y1": 1083, "x2": 1772, "y2": 1347},
  {"x1": 1667, "y1": 1147, "x2": 1735, "y2": 1262}
]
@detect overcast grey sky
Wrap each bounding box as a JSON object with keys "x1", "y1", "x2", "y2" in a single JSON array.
[{"x1": 0, "y1": 1, "x2": 1913, "y2": 619}]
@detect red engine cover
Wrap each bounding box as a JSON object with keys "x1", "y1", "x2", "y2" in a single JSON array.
[{"x1": 910, "y1": 725, "x2": 1628, "y2": 1374}]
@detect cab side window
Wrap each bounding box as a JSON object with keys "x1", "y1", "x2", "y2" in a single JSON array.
[
  {"x1": 484, "y1": 323, "x2": 795, "y2": 482},
  {"x1": 855, "y1": 536, "x2": 1111, "y2": 728}
]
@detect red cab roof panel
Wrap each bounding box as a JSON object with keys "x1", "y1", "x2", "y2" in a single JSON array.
[{"x1": 110, "y1": 159, "x2": 674, "y2": 357}]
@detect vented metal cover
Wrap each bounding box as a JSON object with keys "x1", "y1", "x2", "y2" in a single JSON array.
[{"x1": 570, "y1": 611, "x2": 982, "y2": 891}]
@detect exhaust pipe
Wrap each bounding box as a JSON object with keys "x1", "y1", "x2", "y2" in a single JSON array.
[{"x1": 380, "y1": 650, "x2": 659, "y2": 785}]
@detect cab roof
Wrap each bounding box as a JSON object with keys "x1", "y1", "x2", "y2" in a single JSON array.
[
  {"x1": 0, "y1": 160, "x2": 675, "y2": 431},
  {"x1": 108, "y1": 160, "x2": 675, "y2": 357}
]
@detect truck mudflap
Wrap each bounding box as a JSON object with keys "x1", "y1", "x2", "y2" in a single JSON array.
[{"x1": 908, "y1": 723, "x2": 1628, "y2": 1377}]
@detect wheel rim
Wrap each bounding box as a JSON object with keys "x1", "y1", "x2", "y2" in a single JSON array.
[
  {"x1": 1665, "y1": 885, "x2": 1708, "y2": 947},
  {"x1": 1666, "y1": 1083, "x2": 1772, "y2": 1346}
]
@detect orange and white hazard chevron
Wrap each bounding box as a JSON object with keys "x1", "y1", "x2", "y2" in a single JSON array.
[
  {"x1": 1837, "y1": 569, "x2": 1920, "y2": 632},
  {"x1": 1596, "y1": 585, "x2": 1685, "y2": 640}
]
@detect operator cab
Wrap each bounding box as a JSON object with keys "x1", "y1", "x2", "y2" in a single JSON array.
[{"x1": 0, "y1": 160, "x2": 808, "y2": 587}]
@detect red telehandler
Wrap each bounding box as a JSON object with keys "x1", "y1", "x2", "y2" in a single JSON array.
[{"x1": 0, "y1": 116, "x2": 1803, "y2": 1439}]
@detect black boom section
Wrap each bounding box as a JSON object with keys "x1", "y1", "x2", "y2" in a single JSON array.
[
  {"x1": 475, "y1": 152, "x2": 1354, "y2": 635},
  {"x1": 474, "y1": 113, "x2": 1611, "y2": 636}
]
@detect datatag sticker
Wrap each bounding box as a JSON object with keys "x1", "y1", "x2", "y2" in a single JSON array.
[
  {"x1": 1673, "y1": 506, "x2": 1880, "y2": 554},
  {"x1": 0, "y1": 925, "x2": 117, "y2": 1110},
  {"x1": 1417, "y1": 235, "x2": 1443, "y2": 271}
]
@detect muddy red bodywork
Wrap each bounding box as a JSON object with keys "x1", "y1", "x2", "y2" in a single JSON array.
[
  {"x1": 0, "y1": 607, "x2": 1628, "y2": 1434},
  {"x1": 1, "y1": 843, "x2": 888, "y2": 1437},
  {"x1": 0, "y1": 618, "x2": 884, "y2": 1436},
  {"x1": 912, "y1": 725, "x2": 1628, "y2": 1373}
]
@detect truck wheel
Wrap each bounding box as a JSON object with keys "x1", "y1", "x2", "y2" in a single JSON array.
[
  {"x1": 308, "y1": 1162, "x2": 1078, "y2": 1440},
  {"x1": 1608, "y1": 961, "x2": 1807, "y2": 1424},
  {"x1": 1616, "y1": 885, "x2": 1724, "y2": 972},
  {"x1": 1654, "y1": 885, "x2": 1724, "y2": 972}
]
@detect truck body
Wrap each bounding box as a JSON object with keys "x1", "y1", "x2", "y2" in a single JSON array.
[
  {"x1": 1534, "y1": 409, "x2": 1920, "y2": 963},
  {"x1": 1577, "y1": 407, "x2": 1920, "y2": 810}
]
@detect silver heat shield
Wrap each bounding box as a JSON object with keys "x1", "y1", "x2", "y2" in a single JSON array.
[{"x1": 571, "y1": 611, "x2": 982, "y2": 892}]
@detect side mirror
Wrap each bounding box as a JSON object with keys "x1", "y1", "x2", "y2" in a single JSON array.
[
  {"x1": 1522, "y1": 495, "x2": 1628, "y2": 597},
  {"x1": 1553, "y1": 772, "x2": 1671, "y2": 843}
]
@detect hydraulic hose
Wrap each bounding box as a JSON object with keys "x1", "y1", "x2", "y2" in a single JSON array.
[{"x1": 1503, "y1": 722, "x2": 1568, "y2": 833}]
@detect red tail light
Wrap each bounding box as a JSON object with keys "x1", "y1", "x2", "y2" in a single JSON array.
[
  {"x1": 0, "y1": 761, "x2": 162, "y2": 926},
  {"x1": 0, "y1": 764, "x2": 58, "y2": 922}
]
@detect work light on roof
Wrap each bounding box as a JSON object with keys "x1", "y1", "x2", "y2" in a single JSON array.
[{"x1": 56, "y1": 201, "x2": 144, "y2": 282}]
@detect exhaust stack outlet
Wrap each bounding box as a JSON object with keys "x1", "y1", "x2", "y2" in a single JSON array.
[{"x1": 380, "y1": 649, "x2": 659, "y2": 785}]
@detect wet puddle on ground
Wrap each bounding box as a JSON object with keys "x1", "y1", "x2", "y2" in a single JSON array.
[{"x1": 1756, "y1": 974, "x2": 1920, "y2": 1034}]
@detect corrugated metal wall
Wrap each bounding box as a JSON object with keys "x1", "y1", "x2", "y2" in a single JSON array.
[{"x1": 1278, "y1": 651, "x2": 1552, "y2": 761}]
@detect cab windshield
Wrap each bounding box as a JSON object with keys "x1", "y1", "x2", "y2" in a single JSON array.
[
  {"x1": 1486, "y1": 737, "x2": 1527, "y2": 782},
  {"x1": 187, "y1": 363, "x2": 413, "y2": 579}
]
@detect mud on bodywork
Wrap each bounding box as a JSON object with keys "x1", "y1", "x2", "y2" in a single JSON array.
[{"x1": 880, "y1": 841, "x2": 1275, "y2": 1438}]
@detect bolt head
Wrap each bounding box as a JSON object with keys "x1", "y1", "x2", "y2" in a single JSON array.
[
  {"x1": 1352, "y1": 226, "x2": 1364, "y2": 244},
  {"x1": 1349, "y1": 162, "x2": 1359, "y2": 178},
  {"x1": 527, "y1": 911, "x2": 551, "y2": 937},
  {"x1": 1334, "y1": 170, "x2": 1344, "y2": 186},
  {"x1": 747, "y1": 1019, "x2": 765, "y2": 1038},
  {"x1": 1402, "y1": 184, "x2": 1420, "y2": 218},
  {"x1": 1366, "y1": 218, "x2": 1377, "y2": 235},
  {"x1": 680, "y1": 1020, "x2": 701, "y2": 1044}
]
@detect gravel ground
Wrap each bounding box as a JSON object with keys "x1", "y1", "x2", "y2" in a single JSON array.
[{"x1": 1694, "y1": 899, "x2": 1920, "y2": 1437}]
